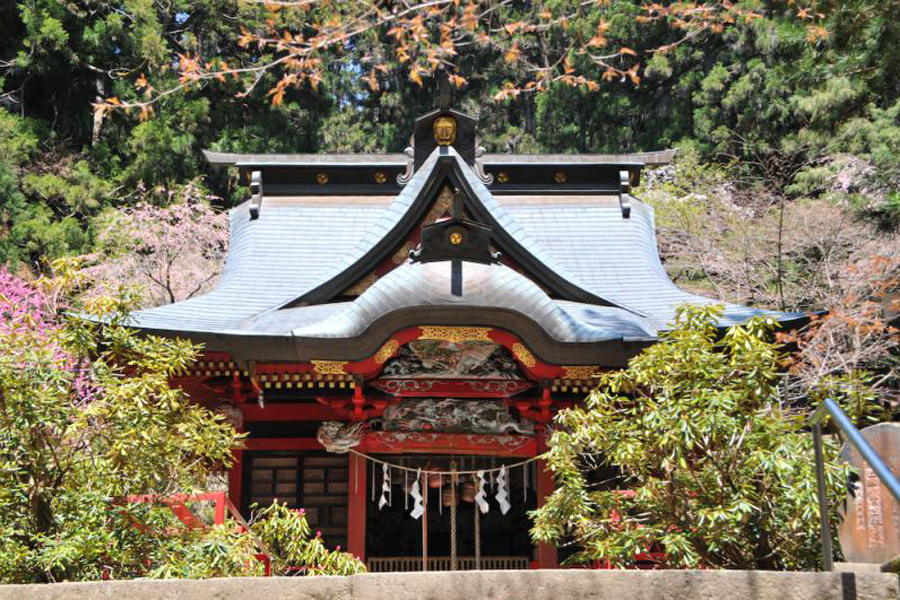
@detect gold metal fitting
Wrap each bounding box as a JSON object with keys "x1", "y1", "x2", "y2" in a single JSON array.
[
  {"x1": 316, "y1": 172, "x2": 329, "y2": 185},
  {"x1": 433, "y1": 115, "x2": 457, "y2": 146}
]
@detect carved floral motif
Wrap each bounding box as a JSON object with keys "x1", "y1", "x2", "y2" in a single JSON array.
[
  {"x1": 374, "y1": 339, "x2": 400, "y2": 364},
  {"x1": 418, "y1": 326, "x2": 492, "y2": 342},
  {"x1": 561, "y1": 365, "x2": 603, "y2": 379},
  {"x1": 312, "y1": 360, "x2": 349, "y2": 375},
  {"x1": 512, "y1": 343, "x2": 536, "y2": 368}
]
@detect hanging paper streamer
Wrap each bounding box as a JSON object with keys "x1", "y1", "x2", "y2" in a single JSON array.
[
  {"x1": 474, "y1": 470, "x2": 489, "y2": 514},
  {"x1": 496, "y1": 466, "x2": 511, "y2": 515},
  {"x1": 405, "y1": 470, "x2": 409, "y2": 509},
  {"x1": 379, "y1": 463, "x2": 391, "y2": 510},
  {"x1": 371, "y1": 459, "x2": 376, "y2": 502},
  {"x1": 410, "y1": 469, "x2": 424, "y2": 520}
]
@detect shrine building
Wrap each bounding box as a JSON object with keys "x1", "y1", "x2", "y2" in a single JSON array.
[{"x1": 127, "y1": 91, "x2": 800, "y2": 571}]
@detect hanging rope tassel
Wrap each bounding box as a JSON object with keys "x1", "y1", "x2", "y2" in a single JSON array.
[
  {"x1": 450, "y1": 466, "x2": 458, "y2": 571},
  {"x1": 496, "y1": 465, "x2": 511, "y2": 515},
  {"x1": 475, "y1": 494, "x2": 482, "y2": 570},
  {"x1": 523, "y1": 461, "x2": 529, "y2": 503}
]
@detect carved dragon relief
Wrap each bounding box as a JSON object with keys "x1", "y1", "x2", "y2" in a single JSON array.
[{"x1": 316, "y1": 397, "x2": 535, "y2": 453}]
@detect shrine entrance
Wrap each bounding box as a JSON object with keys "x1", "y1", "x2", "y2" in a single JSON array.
[{"x1": 364, "y1": 455, "x2": 537, "y2": 572}]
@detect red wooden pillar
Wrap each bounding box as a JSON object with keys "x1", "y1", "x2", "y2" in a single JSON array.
[
  {"x1": 348, "y1": 452, "x2": 367, "y2": 562},
  {"x1": 229, "y1": 427, "x2": 245, "y2": 512},
  {"x1": 536, "y1": 430, "x2": 559, "y2": 569}
]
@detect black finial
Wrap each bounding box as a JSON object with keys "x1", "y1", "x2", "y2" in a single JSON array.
[{"x1": 439, "y1": 71, "x2": 451, "y2": 112}]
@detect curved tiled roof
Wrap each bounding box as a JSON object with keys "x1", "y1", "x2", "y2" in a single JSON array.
[
  {"x1": 287, "y1": 261, "x2": 655, "y2": 342},
  {"x1": 128, "y1": 147, "x2": 801, "y2": 351}
]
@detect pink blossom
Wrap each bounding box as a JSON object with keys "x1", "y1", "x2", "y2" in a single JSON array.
[{"x1": 81, "y1": 182, "x2": 228, "y2": 308}]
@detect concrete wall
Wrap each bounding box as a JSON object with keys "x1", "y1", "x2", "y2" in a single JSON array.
[{"x1": 1, "y1": 569, "x2": 897, "y2": 600}]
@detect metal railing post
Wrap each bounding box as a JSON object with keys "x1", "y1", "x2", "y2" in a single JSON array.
[{"x1": 812, "y1": 422, "x2": 834, "y2": 571}]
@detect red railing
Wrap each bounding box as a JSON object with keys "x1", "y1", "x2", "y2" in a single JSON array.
[
  {"x1": 589, "y1": 489, "x2": 667, "y2": 569},
  {"x1": 121, "y1": 491, "x2": 272, "y2": 575}
]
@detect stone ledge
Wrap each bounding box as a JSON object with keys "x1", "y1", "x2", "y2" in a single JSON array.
[{"x1": 1, "y1": 569, "x2": 897, "y2": 600}]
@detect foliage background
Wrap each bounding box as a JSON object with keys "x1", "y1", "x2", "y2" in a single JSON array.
[{"x1": 1, "y1": 0, "x2": 899, "y2": 277}]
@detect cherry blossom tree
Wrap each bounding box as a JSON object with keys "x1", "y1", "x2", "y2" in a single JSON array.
[{"x1": 82, "y1": 181, "x2": 228, "y2": 308}]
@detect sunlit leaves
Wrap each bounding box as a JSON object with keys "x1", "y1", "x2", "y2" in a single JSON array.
[
  {"x1": 0, "y1": 265, "x2": 244, "y2": 581},
  {"x1": 532, "y1": 304, "x2": 853, "y2": 570},
  {"x1": 91, "y1": 0, "x2": 834, "y2": 116}
]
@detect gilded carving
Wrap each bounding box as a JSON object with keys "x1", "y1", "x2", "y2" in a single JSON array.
[
  {"x1": 374, "y1": 171, "x2": 387, "y2": 184},
  {"x1": 496, "y1": 171, "x2": 509, "y2": 183},
  {"x1": 316, "y1": 172, "x2": 329, "y2": 185},
  {"x1": 433, "y1": 115, "x2": 457, "y2": 146},
  {"x1": 418, "y1": 326, "x2": 492, "y2": 342},
  {"x1": 423, "y1": 185, "x2": 454, "y2": 226},
  {"x1": 374, "y1": 339, "x2": 400, "y2": 364},
  {"x1": 391, "y1": 241, "x2": 414, "y2": 265},
  {"x1": 311, "y1": 360, "x2": 348, "y2": 375},
  {"x1": 512, "y1": 343, "x2": 536, "y2": 368},
  {"x1": 554, "y1": 171, "x2": 568, "y2": 184},
  {"x1": 561, "y1": 365, "x2": 603, "y2": 379},
  {"x1": 343, "y1": 272, "x2": 378, "y2": 295}
]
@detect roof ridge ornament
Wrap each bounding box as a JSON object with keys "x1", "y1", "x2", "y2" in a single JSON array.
[
  {"x1": 410, "y1": 189, "x2": 500, "y2": 265},
  {"x1": 408, "y1": 79, "x2": 479, "y2": 174},
  {"x1": 410, "y1": 187, "x2": 502, "y2": 298}
]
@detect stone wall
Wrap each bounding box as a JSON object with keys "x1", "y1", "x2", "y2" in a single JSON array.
[{"x1": 1, "y1": 569, "x2": 897, "y2": 600}]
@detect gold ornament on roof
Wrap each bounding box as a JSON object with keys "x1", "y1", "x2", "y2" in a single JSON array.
[
  {"x1": 343, "y1": 272, "x2": 378, "y2": 295},
  {"x1": 561, "y1": 365, "x2": 603, "y2": 379},
  {"x1": 450, "y1": 232, "x2": 463, "y2": 245},
  {"x1": 554, "y1": 171, "x2": 568, "y2": 184},
  {"x1": 312, "y1": 360, "x2": 348, "y2": 375},
  {"x1": 374, "y1": 339, "x2": 400, "y2": 364},
  {"x1": 418, "y1": 326, "x2": 492, "y2": 342},
  {"x1": 512, "y1": 343, "x2": 536, "y2": 368},
  {"x1": 433, "y1": 116, "x2": 457, "y2": 146},
  {"x1": 374, "y1": 172, "x2": 387, "y2": 184},
  {"x1": 316, "y1": 172, "x2": 329, "y2": 185},
  {"x1": 496, "y1": 171, "x2": 510, "y2": 183}
]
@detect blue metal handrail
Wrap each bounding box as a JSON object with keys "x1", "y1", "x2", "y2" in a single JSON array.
[{"x1": 809, "y1": 398, "x2": 900, "y2": 571}]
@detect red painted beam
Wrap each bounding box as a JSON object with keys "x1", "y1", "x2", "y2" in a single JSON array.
[
  {"x1": 244, "y1": 438, "x2": 324, "y2": 451},
  {"x1": 240, "y1": 404, "x2": 346, "y2": 422},
  {"x1": 361, "y1": 432, "x2": 537, "y2": 457}
]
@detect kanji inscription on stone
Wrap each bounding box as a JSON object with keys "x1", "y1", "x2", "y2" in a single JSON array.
[{"x1": 839, "y1": 422, "x2": 900, "y2": 564}]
